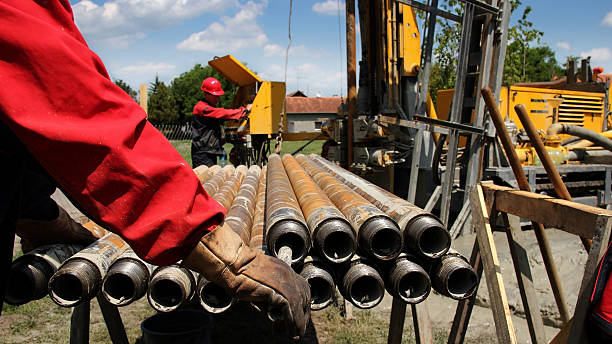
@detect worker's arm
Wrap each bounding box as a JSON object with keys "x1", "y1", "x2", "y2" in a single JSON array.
[
  {"x1": 193, "y1": 101, "x2": 250, "y2": 120},
  {"x1": 0, "y1": 0, "x2": 226, "y2": 266}
]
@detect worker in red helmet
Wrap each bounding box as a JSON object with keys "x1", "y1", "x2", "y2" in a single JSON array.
[
  {"x1": 191, "y1": 77, "x2": 251, "y2": 167},
  {"x1": 0, "y1": 0, "x2": 310, "y2": 338}
]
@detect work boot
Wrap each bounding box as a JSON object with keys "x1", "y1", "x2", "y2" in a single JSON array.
[
  {"x1": 182, "y1": 223, "x2": 311, "y2": 338},
  {"x1": 16, "y1": 206, "x2": 105, "y2": 253}
]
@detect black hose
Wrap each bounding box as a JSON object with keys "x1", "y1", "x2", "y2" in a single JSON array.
[{"x1": 548, "y1": 124, "x2": 612, "y2": 152}]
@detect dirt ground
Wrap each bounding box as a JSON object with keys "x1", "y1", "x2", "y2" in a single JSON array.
[{"x1": 2, "y1": 191, "x2": 587, "y2": 343}]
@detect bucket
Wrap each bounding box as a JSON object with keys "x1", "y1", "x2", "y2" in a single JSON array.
[{"x1": 141, "y1": 309, "x2": 212, "y2": 344}]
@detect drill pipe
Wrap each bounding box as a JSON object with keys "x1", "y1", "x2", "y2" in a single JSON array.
[
  {"x1": 308, "y1": 154, "x2": 450, "y2": 259},
  {"x1": 265, "y1": 154, "x2": 311, "y2": 265},
  {"x1": 249, "y1": 166, "x2": 267, "y2": 251},
  {"x1": 147, "y1": 265, "x2": 196, "y2": 313},
  {"x1": 48, "y1": 231, "x2": 129, "y2": 307},
  {"x1": 213, "y1": 165, "x2": 248, "y2": 210},
  {"x1": 203, "y1": 165, "x2": 235, "y2": 196},
  {"x1": 196, "y1": 166, "x2": 261, "y2": 313},
  {"x1": 6, "y1": 244, "x2": 84, "y2": 305},
  {"x1": 300, "y1": 256, "x2": 336, "y2": 311},
  {"x1": 429, "y1": 249, "x2": 478, "y2": 300},
  {"x1": 296, "y1": 155, "x2": 401, "y2": 261},
  {"x1": 385, "y1": 253, "x2": 431, "y2": 304},
  {"x1": 101, "y1": 249, "x2": 154, "y2": 307},
  {"x1": 193, "y1": 165, "x2": 209, "y2": 182},
  {"x1": 337, "y1": 255, "x2": 385, "y2": 309},
  {"x1": 226, "y1": 165, "x2": 262, "y2": 244},
  {"x1": 198, "y1": 165, "x2": 221, "y2": 184},
  {"x1": 282, "y1": 154, "x2": 357, "y2": 264}
]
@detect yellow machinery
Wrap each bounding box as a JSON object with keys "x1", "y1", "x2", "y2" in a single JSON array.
[{"x1": 207, "y1": 55, "x2": 286, "y2": 164}]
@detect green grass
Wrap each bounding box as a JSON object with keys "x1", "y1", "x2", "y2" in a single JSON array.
[{"x1": 170, "y1": 139, "x2": 324, "y2": 166}]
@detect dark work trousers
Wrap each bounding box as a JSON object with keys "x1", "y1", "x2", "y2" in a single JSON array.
[
  {"x1": 0, "y1": 123, "x2": 59, "y2": 315},
  {"x1": 192, "y1": 151, "x2": 218, "y2": 168}
]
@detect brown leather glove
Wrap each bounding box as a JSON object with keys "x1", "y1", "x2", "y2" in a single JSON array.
[{"x1": 182, "y1": 223, "x2": 311, "y2": 338}]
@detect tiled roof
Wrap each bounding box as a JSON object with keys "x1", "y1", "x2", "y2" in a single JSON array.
[{"x1": 285, "y1": 97, "x2": 344, "y2": 114}]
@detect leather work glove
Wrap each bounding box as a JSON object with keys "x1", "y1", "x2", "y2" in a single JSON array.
[{"x1": 182, "y1": 223, "x2": 311, "y2": 338}]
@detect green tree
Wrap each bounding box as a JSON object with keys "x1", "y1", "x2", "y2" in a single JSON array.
[
  {"x1": 148, "y1": 76, "x2": 179, "y2": 124},
  {"x1": 170, "y1": 64, "x2": 236, "y2": 122},
  {"x1": 113, "y1": 79, "x2": 138, "y2": 101}
]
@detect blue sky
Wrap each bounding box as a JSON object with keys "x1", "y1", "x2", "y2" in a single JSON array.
[{"x1": 68, "y1": 1, "x2": 612, "y2": 97}]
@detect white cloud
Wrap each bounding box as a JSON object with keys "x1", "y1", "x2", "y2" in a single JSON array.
[
  {"x1": 72, "y1": 0, "x2": 232, "y2": 46},
  {"x1": 177, "y1": 1, "x2": 268, "y2": 52},
  {"x1": 580, "y1": 48, "x2": 612, "y2": 63},
  {"x1": 264, "y1": 44, "x2": 286, "y2": 57},
  {"x1": 263, "y1": 44, "x2": 321, "y2": 58},
  {"x1": 603, "y1": 11, "x2": 612, "y2": 27},
  {"x1": 259, "y1": 62, "x2": 345, "y2": 96},
  {"x1": 313, "y1": 0, "x2": 345, "y2": 16},
  {"x1": 556, "y1": 41, "x2": 571, "y2": 51},
  {"x1": 118, "y1": 62, "x2": 176, "y2": 75}
]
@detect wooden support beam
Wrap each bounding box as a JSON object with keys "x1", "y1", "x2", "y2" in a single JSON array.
[
  {"x1": 482, "y1": 183, "x2": 611, "y2": 239},
  {"x1": 470, "y1": 184, "x2": 517, "y2": 344},
  {"x1": 70, "y1": 301, "x2": 90, "y2": 344}
]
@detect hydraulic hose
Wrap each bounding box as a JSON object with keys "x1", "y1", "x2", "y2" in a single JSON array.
[{"x1": 547, "y1": 123, "x2": 612, "y2": 152}]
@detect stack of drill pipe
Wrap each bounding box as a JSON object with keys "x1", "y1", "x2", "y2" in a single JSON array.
[
  {"x1": 6, "y1": 243, "x2": 84, "y2": 305},
  {"x1": 196, "y1": 165, "x2": 260, "y2": 314},
  {"x1": 193, "y1": 165, "x2": 209, "y2": 182},
  {"x1": 429, "y1": 249, "x2": 478, "y2": 300},
  {"x1": 282, "y1": 154, "x2": 357, "y2": 264},
  {"x1": 212, "y1": 165, "x2": 248, "y2": 211},
  {"x1": 295, "y1": 154, "x2": 402, "y2": 262},
  {"x1": 384, "y1": 253, "x2": 431, "y2": 304},
  {"x1": 202, "y1": 164, "x2": 235, "y2": 196},
  {"x1": 198, "y1": 164, "x2": 221, "y2": 184},
  {"x1": 101, "y1": 249, "x2": 154, "y2": 307},
  {"x1": 336, "y1": 254, "x2": 386, "y2": 309},
  {"x1": 307, "y1": 154, "x2": 451, "y2": 260},
  {"x1": 248, "y1": 166, "x2": 267, "y2": 251},
  {"x1": 48, "y1": 230, "x2": 129, "y2": 307},
  {"x1": 265, "y1": 154, "x2": 311, "y2": 265},
  {"x1": 147, "y1": 265, "x2": 197, "y2": 313}
]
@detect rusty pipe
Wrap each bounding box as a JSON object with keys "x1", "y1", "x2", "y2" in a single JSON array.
[
  {"x1": 337, "y1": 255, "x2": 385, "y2": 309},
  {"x1": 249, "y1": 166, "x2": 267, "y2": 251},
  {"x1": 48, "y1": 231, "x2": 129, "y2": 307},
  {"x1": 386, "y1": 254, "x2": 431, "y2": 304},
  {"x1": 147, "y1": 265, "x2": 196, "y2": 313},
  {"x1": 198, "y1": 165, "x2": 221, "y2": 184},
  {"x1": 296, "y1": 155, "x2": 401, "y2": 261},
  {"x1": 430, "y1": 250, "x2": 478, "y2": 300},
  {"x1": 196, "y1": 276, "x2": 233, "y2": 314},
  {"x1": 265, "y1": 154, "x2": 311, "y2": 265},
  {"x1": 6, "y1": 244, "x2": 84, "y2": 305},
  {"x1": 101, "y1": 249, "x2": 153, "y2": 307},
  {"x1": 483, "y1": 87, "x2": 572, "y2": 324},
  {"x1": 515, "y1": 104, "x2": 592, "y2": 252},
  {"x1": 225, "y1": 165, "x2": 261, "y2": 244},
  {"x1": 213, "y1": 165, "x2": 248, "y2": 210},
  {"x1": 307, "y1": 154, "x2": 450, "y2": 259},
  {"x1": 203, "y1": 165, "x2": 235, "y2": 196},
  {"x1": 282, "y1": 154, "x2": 357, "y2": 264},
  {"x1": 300, "y1": 256, "x2": 336, "y2": 311}
]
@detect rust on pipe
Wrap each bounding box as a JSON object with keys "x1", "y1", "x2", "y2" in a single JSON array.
[
  {"x1": 225, "y1": 165, "x2": 262, "y2": 248},
  {"x1": 514, "y1": 103, "x2": 592, "y2": 253},
  {"x1": 249, "y1": 166, "x2": 267, "y2": 251},
  {"x1": 282, "y1": 154, "x2": 357, "y2": 264},
  {"x1": 430, "y1": 250, "x2": 478, "y2": 300},
  {"x1": 308, "y1": 154, "x2": 450, "y2": 259},
  {"x1": 147, "y1": 265, "x2": 196, "y2": 313},
  {"x1": 338, "y1": 254, "x2": 385, "y2": 309},
  {"x1": 198, "y1": 165, "x2": 221, "y2": 184},
  {"x1": 300, "y1": 256, "x2": 335, "y2": 311},
  {"x1": 482, "y1": 86, "x2": 571, "y2": 324},
  {"x1": 203, "y1": 165, "x2": 235, "y2": 196},
  {"x1": 346, "y1": 0, "x2": 356, "y2": 167},
  {"x1": 213, "y1": 165, "x2": 248, "y2": 210},
  {"x1": 296, "y1": 155, "x2": 401, "y2": 261},
  {"x1": 265, "y1": 154, "x2": 311, "y2": 265},
  {"x1": 386, "y1": 253, "x2": 431, "y2": 304},
  {"x1": 48, "y1": 231, "x2": 129, "y2": 307}
]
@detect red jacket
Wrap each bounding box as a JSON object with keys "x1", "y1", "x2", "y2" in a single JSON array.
[
  {"x1": 193, "y1": 101, "x2": 247, "y2": 120},
  {"x1": 0, "y1": 0, "x2": 226, "y2": 265}
]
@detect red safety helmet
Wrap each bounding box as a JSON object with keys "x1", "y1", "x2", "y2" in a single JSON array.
[{"x1": 201, "y1": 77, "x2": 224, "y2": 96}]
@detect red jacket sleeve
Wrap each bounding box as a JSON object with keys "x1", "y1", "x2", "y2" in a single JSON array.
[
  {"x1": 193, "y1": 101, "x2": 246, "y2": 120},
  {"x1": 0, "y1": 0, "x2": 226, "y2": 265}
]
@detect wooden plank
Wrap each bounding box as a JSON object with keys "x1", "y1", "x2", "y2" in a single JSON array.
[
  {"x1": 549, "y1": 318, "x2": 573, "y2": 344},
  {"x1": 411, "y1": 301, "x2": 433, "y2": 344},
  {"x1": 567, "y1": 217, "x2": 612, "y2": 343},
  {"x1": 483, "y1": 183, "x2": 612, "y2": 239},
  {"x1": 387, "y1": 298, "x2": 407, "y2": 344},
  {"x1": 70, "y1": 301, "x2": 90, "y2": 344},
  {"x1": 501, "y1": 213, "x2": 547, "y2": 344},
  {"x1": 470, "y1": 185, "x2": 517, "y2": 344},
  {"x1": 97, "y1": 294, "x2": 129, "y2": 344}
]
